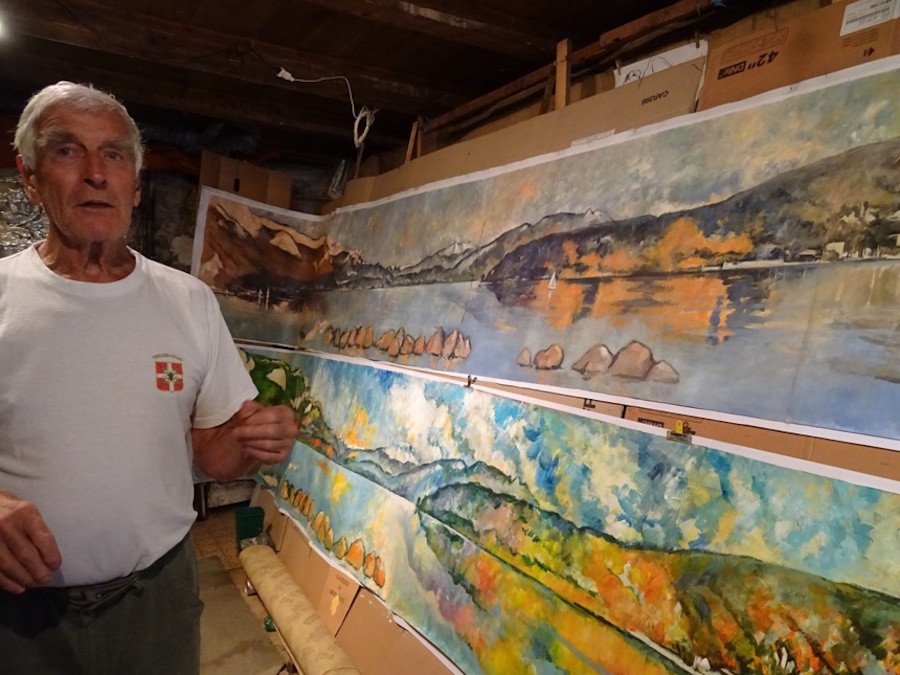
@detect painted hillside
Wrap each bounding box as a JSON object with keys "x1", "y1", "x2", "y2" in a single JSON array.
[
  {"x1": 246, "y1": 349, "x2": 900, "y2": 675},
  {"x1": 483, "y1": 137, "x2": 900, "y2": 283}
]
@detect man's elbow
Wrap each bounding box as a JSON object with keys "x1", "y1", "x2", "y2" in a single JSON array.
[
  {"x1": 193, "y1": 458, "x2": 240, "y2": 483},
  {"x1": 191, "y1": 429, "x2": 248, "y2": 483}
]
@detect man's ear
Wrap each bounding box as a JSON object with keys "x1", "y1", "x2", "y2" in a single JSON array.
[
  {"x1": 15, "y1": 156, "x2": 41, "y2": 206},
  {"x1": 133, "y1": 179, "x2": 142, "y2": 208}
]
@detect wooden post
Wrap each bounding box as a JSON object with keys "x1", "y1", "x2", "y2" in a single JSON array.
[
  {"x1": 555, "y1": 38, "x2": 571, "y2": 111},
  {"x1": 405, "y1": 116, "x2": 424, "y2": 163},
  {"x1": 539, "y1": 73, "x2": 555, "y2": 115}
]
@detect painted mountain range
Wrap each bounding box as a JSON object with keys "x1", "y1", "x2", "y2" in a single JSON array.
[{"x1": 200, "y1": 138, "x2": 900, "y2": 296}]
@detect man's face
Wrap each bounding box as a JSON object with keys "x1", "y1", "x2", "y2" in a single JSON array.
[{"x1": 17, "y1": 107, "x2": 141, "y2": 247}]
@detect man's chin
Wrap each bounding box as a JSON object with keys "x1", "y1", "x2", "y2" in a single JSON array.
[{"x1": 57, "y1": 223, "x2": 131, "y2": 248}]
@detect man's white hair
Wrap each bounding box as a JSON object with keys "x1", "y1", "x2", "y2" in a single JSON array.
[{"x1": 14, "y1": 81, "x2": 144, "y2": 172}]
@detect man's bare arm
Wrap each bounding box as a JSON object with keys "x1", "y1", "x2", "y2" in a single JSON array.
[{"x1": 192, "y1": 401, "x2": 297, "y2": 483}]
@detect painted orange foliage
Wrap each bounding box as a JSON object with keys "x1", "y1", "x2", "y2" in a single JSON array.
[
  {"x1": 561, "y1": 240, "x2": 580, "y2": 267},
  {"x1": 600, "y1": 248, "x2": 643, "y2": 274},
  {"x1": 576, "y1": 250, "x2": 604, "y2": 275},
  {"x1": 471, "y1": 557, "x2": 501, "y2": 605},
  {"x1": 450, "y1": 535, "x2": 673, "y2": 675},
  {"x1": 644, "y1": 217, "x2": 754, "y2": 272}
]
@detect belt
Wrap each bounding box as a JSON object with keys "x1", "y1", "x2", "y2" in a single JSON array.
[{"x1": 52, "y1": 535, "x2": 187, "y2": 616}]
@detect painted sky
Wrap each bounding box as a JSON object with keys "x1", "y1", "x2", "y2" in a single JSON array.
[
  {"x1": 277, "y1": 351, "x2": 900, "y2": 597},
  {"x1": 280, "y1": 63, "x2": 899, "y2": 268}
]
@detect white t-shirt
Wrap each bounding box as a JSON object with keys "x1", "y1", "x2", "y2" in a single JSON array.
[{"x1": 0, "y1": 245, "x2": 258, "y2": 585}]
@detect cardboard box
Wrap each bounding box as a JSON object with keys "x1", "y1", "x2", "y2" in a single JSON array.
[
  {"x1": 808, "y1": 436, "x2": 900, "y2": 481},
  {"x1": 275, "y1": 521, "x2": 456, "y2": 672},
  {"x1": 329, "y1": 58, "x2": 705, "y2": 210},
  {"x1": 698, "y1": 0, "x2": 900, "y2": 110},
  {"x1": 624, "y1": 405, "x2": 900, "y2": 481},
  {"x1": 481, "y1": 380, "x2": 625, "y2": 419},
  {"x1": 200, "y1": 149, "x2": 292, "y2": 208},
  {"x1": 316, "y1": 565, "x2": 360, "y2": 635},
  {"x1": 277, "y1": 521, "x2": 331, "y2": 604},
  {"x1": 625, "y1": 405, "x2": 812, "y2": 459},
  {"x1": 336, "y1": 589, "x2": 455, "y2": 675}
]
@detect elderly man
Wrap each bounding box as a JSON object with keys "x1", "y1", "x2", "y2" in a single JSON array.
[{"x1": 0, "y1": 81, "x2": 297, "y2": 674}]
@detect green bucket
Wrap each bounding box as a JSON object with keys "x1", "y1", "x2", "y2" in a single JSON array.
[{"x1": 234, "y1": 505, "x2": 265, "y2": 548}]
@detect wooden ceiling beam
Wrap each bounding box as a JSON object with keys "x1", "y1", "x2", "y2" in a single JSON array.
[
  {"x1": 298, "y1": 0, "x2": 559, "y2": 60},
  {"x1": 0, "y1": 44, "x2": 408, "y2": 149},
  {"x1": 3, "y1": 0, "x2": 469, "y2": 115},
  {"x1": 598, "y1": 0, "x2": 715, "y2": 47}
]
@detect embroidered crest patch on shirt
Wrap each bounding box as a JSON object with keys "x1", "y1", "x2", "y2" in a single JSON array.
[{"x1": 154, "y1": 354, "x2": 184, "y2": 392}]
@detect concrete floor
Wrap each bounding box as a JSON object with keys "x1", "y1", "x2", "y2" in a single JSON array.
[{"x1": 190, "y1": 504, "x2": 292, "y2": 673}]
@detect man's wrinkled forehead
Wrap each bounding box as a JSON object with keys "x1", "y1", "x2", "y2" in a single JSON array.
[{"x1": 35, "y1": 107, "x2": 135, "y2": 155}]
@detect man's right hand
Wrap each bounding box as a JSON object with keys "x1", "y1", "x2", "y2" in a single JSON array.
[{"x1": 0, "y1": 491, "x2": 61, "y2": 594}]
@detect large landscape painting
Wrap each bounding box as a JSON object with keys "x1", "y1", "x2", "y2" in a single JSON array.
[
  {"x1": 245, "y1": 346, "x2": 900, "y2": 675},
  {"x1": 193, "y1": 61, "x2": 900, "y2": 445}
]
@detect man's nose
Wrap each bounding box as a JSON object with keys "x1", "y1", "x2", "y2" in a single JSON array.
[{"x1": 82, "y1": 152, "x2": 107, "y2": 188}]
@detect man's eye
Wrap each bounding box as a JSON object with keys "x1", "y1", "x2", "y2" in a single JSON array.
[{"x1": 54, "y1": 145, "x2": 81, "y2": 158}]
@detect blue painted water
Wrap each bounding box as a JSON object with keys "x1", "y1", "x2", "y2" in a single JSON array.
[{"x1": 222, "y1": 260, "x2": 900, "y2": 442}]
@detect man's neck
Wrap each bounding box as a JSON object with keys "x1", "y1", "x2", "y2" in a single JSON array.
[{"x1": 37, "y1": 237, "x2": 135, "y2": 283}]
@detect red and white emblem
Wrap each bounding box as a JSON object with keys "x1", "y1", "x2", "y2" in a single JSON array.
[{"x1": 155, "y1": 358, "x2": 184, "y2": 392}]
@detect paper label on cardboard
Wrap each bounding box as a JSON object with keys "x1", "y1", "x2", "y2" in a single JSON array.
[
  {"x1": 636, "y1": 417, "x2": 666, "y2": 428},
  {"x1": 721, "y1": 28, "x2": 788, "y2": 64},
  {"x1": 840, "y1": 0, "x2": 897, "y2": 35},
  {"x1": 615, "y1": 41, "x2": 708, "y2": 87},
  {"x1": 317, "y1": 567, "x2": 360, "y2": 635}
]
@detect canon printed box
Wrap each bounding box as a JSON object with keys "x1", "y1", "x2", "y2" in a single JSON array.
[{"x1": 698, "y1": 0, "x2": 900, "y2": 111}]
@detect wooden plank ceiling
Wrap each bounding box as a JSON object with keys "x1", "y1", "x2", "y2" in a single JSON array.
[{"x1": 0, "y1": 0, "x2": 774, "y2": 172}]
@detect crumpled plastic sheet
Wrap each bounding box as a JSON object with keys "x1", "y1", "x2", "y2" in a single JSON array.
[{"x1": 0, "y1": 174, "x2": 47, "y2": 257}]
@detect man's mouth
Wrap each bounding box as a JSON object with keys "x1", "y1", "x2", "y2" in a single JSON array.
[{"x1": 79, "y1": 201, "x2": 113, "y2": 208}]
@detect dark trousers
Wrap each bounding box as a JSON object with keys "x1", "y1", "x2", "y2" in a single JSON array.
[{"x1": 0, "y1": 534, "x2": 203, "y2": 675}]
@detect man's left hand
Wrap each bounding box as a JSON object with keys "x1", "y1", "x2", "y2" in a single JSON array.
[
  {"x1": 192, "y1": 400, "x2": 298, "y2": 482},
  {"x1": 230, "y1": 400, "x2": 298, "y2": 465}
]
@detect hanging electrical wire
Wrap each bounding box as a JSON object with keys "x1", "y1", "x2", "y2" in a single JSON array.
[
  {"x1": 275, "y1": 68, "x2": 376, "y2": 148},
  {"x1": 234, "y1": 41, "x2": 376, "y2": 150}
]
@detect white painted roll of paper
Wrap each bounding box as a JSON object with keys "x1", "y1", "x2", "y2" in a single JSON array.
[{"x1": 240, "y1": 545, "x2": 360, "y2": 675}]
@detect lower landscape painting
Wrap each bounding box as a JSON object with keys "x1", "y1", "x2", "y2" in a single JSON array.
[{"x1": 245, "y1": 347, "x2": 900, "y2": 675}]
